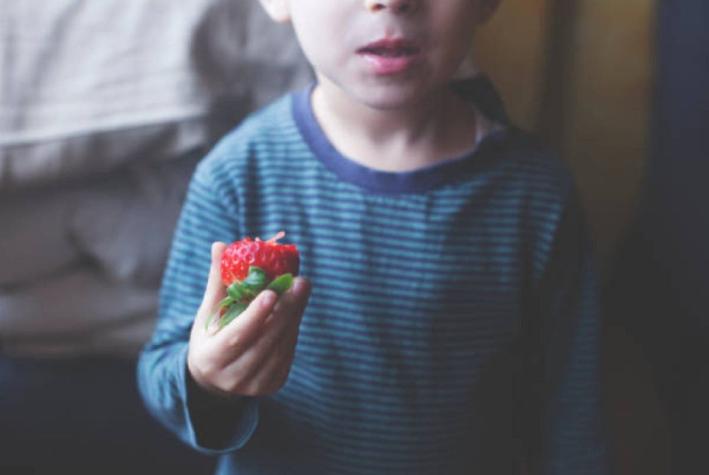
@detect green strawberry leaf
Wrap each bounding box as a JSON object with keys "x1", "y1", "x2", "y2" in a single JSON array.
[
  {"x1": 207, "y1": 266, "x2": 283, "y2": 332},
  {"x1": 223, "y1": 267, "x2": 268, "y2": 305},
  {"x1": 266, "y1": 273, "x2": 293, "y2": 295},
  {"x1": 242, "y1": 266, "x2": 268, "y2": 292},
  {"x1": 205, "y1": 295, "x2": 236, "y2": 331},
  {"x1": 218, "y1": 302, "x2": 248, "y2": 329},
  {"x1": 227, "y1": 282, "x2": 246, "y2": 302},
  {"x1": 219, "y1": 295, "x2": 234, "y2": 309}
]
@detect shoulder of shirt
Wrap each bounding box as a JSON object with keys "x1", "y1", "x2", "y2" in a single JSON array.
[
  {"x1": 491, "y1": 126, "x2": 577, "y2": 204},
  {"x1": 453, "y1": 76, "x2": 577, "y2": 203},
  {"x1": 193, "y1": 92, "x2": 298, "y2": 183}
]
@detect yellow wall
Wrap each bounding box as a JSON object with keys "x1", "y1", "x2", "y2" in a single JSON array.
[
  {"x1": 475, "y1": 0, "x2": 655, "y2": 272},
  {"x1": 565, "y1": 0, "x2": 655, "y2": 270},
  {"x1": 475, "y1": 0, "x2": 550, "y2": 131}
]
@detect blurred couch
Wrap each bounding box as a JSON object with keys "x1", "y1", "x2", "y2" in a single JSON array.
[{"x1": 0, "y1": 1, "x2": 309, "y2": 472}]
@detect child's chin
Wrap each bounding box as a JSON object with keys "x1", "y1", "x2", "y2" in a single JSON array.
[{"x1": 356, "y1": 86, "x2": 432, "y2": 111}]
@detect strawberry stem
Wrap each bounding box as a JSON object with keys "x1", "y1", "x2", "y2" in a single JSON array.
[{"x1": 266, "y1": 230, "x2": 286, "y2": 243}]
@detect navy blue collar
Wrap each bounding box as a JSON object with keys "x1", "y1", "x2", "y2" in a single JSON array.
[{"x1": 292, "y1": 77, "x2": 511, "y2": 194}]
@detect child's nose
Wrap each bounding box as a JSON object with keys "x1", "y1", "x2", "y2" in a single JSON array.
[{"x1": 364, "y1": 0, "x2": 418, "y2": 15}]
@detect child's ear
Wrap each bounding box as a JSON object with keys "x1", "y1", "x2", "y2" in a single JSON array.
[{"x1": 258, "y1": 0, "x2": 291, "y2": 23}]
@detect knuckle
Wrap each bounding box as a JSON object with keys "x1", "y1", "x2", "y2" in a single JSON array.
[
  {"x1": 226, "y1": 334, "x2": 242, "y2": 350},
  {"x1": 225, "y1": 378, "x2": 246, "y2": 394},
  {"x1": 225, "y1": 366, "x2": 247, "y2": 390},
  {"x1": 194, "y1": 353, "x2": 217, "y2": 376},
  {"x1": 281, "y1": 336, "x2": 297, "y2": 357},
  {"x1": 272, "y1": 342, "x2": 287, "y2": 361},
  {"x1": 241, "y1": 382, "x2": 262, "y2": 397},
  {"x1": 201, "y1": 362, "x2": 219, "y2": 381},
  {"x1": 276, "y1": 342, "x2": 296, "y2": 364}
]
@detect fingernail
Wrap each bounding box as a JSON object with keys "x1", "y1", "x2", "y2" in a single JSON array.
[
  {"x1": 211, "y1": 242, "x2": 223, "y2": 260},
  {"x1": 261, "y1": 290, "x2": 276, "y2": 308},
  {"x1": 293, "y1": 278, "x2": 308, "y2": 295}
]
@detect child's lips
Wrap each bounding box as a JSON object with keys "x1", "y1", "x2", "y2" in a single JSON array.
[{"x1": 357, "y1": 38, "x2": 421, "y2": 75}]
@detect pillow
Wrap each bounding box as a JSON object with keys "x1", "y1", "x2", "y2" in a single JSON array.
[
  {"x1": 68, "y1": 153, "x2": 201, "y2": 287},
  {"x1": 0, "y1": 186, "x2": 82, "y2": 287},
  {"x1": 0, "y1": 0, "x2": 310, "y2": 190},
  {"x1": 0, "y1": 266, "x2": 158, "y2": 357}
]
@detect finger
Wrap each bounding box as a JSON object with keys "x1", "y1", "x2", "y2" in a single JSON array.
[
  {"x1": 211, "y1": 289, "x2": 279, "y2": 363},
  {"x1": 204, "y1": 277, "x2": 310, "y2": 369},
  {"x1": 203, "y1": 241, "x2": 228, "y2": 306},
  {"x1": 237, "y1": 277, "x2": 309, "y2": 368},
  {"x1": 218, "y1": 276, "x2": 310, "y2": 346},
  {"x1": 195, "y1": 241, "x2": 228, "y2": 329},
  {"x1": 221, "y1": 279, "x2": 309, "y2": 387},
  {"x1": 265, "y1": 276, "x2": 311, "y2": 328},
  {"x1": 223, "y1": 318, "x2": 298, "y2": 396},
  {"x1": 241, "y1": 337, "x2": 296, "y2": 396},
  {"x1": 291, "y1": 276, "x2": 312, "y2": 303}
]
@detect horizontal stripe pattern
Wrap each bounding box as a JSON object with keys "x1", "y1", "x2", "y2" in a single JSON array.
[{"x1": 138, "y1": 86, "x2": 607, "y2": 474}]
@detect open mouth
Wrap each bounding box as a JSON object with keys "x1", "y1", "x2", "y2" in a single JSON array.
[
  {"x1": 357, "y1": 38, "x2": 421, "y2": 75},
  {"x1": 357, "y1": 39, "x2": 420, "y2": 57}
]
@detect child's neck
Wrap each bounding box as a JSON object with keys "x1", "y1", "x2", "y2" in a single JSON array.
[{"x1": 311, "y1": 80, "x2": 478, "y2": 173}]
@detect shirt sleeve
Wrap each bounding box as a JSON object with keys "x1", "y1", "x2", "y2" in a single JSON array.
[
  {"x1": 136, "y1": 156, "x2": 260, "y2": 454},
  {"x1": 526, "y1": 190, "x2": 611, "y2": 475}
]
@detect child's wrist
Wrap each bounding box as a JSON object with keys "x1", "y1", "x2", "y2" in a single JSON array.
[{"x1": 187, "y1": 364, "x2": 248, "y2": 409}]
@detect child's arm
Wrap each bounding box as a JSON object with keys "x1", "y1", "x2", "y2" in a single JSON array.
[
  {"x1": 185, "y1": 242, "x2": 310, "y2": 449},
  {"x1": 526, "y1": 191, "x2": 611, "y2": 475},
  {"x1": 136, "y1": 161, "x2": 309, "y2": 454}
]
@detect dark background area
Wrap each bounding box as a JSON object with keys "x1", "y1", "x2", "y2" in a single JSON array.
[
  {"x1": 0, "y1": 357, "x2": 215, "y2": 474},
  {"x1": 607, "y1": 0, "x2": 709, "y2": 473}
]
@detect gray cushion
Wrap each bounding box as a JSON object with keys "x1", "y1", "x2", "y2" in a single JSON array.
[
  {"x1": 0, "y1": 0, "x2": 310, "y2": 356},
  {"x1": 0, "y1": 0, "x2": 310, "y2": 190}
]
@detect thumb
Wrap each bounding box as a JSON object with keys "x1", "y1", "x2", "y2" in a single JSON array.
[{"x1": 196, "y1": 241, "x2": 227, "y2": 326}]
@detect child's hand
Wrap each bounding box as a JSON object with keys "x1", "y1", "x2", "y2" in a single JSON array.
[{"x1": 187, "y1": 242, "x2": 311, "y2": 397}]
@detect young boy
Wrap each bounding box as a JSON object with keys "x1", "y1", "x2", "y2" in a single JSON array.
[{"x1": 138, "y1": 0, "x2": 610, "y2": 473}]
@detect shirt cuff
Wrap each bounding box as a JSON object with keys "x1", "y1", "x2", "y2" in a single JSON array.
[{"x1": 178, "y1": 345, "x2": 260, "y2": 454}]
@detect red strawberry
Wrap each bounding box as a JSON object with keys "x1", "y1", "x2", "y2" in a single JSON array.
[
  {"x1": 209, "y1": 231, "x2": 300, "y2": 331},
  {"x1": 220, "y1": 231, "x2": 300, "y2": 286}
]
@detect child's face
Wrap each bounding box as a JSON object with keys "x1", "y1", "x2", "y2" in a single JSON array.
[{"x1": 261, "y1": 0, "x2": 498, "y2": 109}]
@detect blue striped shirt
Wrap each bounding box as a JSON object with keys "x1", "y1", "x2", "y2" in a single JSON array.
[{"x1": 137, "y1": 78, "x2": 608, "y2": 474}]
